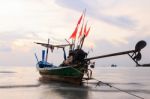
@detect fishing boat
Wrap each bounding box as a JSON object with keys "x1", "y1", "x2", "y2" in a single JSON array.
[
  {"x1": 35, "y1": 11, "x2": 148, "y2": 84},
  {"x1": 35, "y1": 41, "x2": 90, "y2": 84}
]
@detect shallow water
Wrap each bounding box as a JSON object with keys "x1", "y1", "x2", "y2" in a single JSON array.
[{"x1": 0, "y1": 66, "x2": 150, "y2": 99}]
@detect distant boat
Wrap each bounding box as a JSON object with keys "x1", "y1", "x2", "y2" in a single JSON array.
[{"x1": 111, "y1": 64, "x2": 117, "y2": 67}]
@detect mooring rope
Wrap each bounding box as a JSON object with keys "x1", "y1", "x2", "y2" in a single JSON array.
[
  {"x1": 93, "y1": 78, "x2": 144, "y2": 99},
  {"x1": 70, "y1": 66, "x2": 145, "y2": 99}
]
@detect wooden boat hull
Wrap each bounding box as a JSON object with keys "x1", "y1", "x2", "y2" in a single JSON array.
[
  {"x1": 37, "y1": 62, "x2": 85, "y2": 84},
  {"x1": 39, "y1": 74, "x2": 83, "y2": 84}
]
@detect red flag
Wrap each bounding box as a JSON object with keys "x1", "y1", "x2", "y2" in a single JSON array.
[
  {"x1": 69, "y1": 25, "x2": 78, "y2": 39},
  {"x1": 69, "y1": 10, "x2": 85, "y2": 40},
  {"x1": 77, "y1": 14, "x2": 83, "y2": 25},
  {"x1": 85, "y1": 27, "x2": 90, "y2": 37},
  {"x1": 78, "y1": 23, "x2": 83, "y2": 38}
]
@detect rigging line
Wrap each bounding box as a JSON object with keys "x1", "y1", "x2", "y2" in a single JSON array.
[
  {"x1": 93, "y1": 78, "x2": 144, "y2": 99},
  {"x1": 70, "y1": 66, "x2": 144, "y2": 99}
]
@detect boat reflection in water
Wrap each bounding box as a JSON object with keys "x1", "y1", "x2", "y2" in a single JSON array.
[{"x1": 38, "y1": 77, "x2": 90, "y2": 99}]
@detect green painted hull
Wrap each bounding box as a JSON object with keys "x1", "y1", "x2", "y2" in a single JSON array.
[{"x1": 38, "y1": 65, "x2": 85, "y2": 84}]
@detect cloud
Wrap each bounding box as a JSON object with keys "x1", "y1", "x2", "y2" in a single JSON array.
[
  {"x1": 55, "y1": 0, "x2": 137, "y2": 29},
  {"x1": 0, "y1": 43, "x2": 12, "y2": 52},
  {"x1": 55, "y1": 0, "x2": 119, "y2": 11},
  {"x1": 0, "y1": 29, "x2": 68, "y2": 53},
  {"x1": 94, "y1": 14, "x2": 136, "y2": 29},
  {"x1": 55, "y1": 0, "x2": 88, "y2": 11},
  {"x1": 0, "y1": 46, "x2": 11, "y2": 52}
]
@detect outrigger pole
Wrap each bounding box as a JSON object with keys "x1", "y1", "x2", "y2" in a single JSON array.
[
  {"x1": 85, "y1": 40, "x2": 147, "y2": 66},
  {"x1": 86, "y1": 50, "x2": 135, "y2": 60}
]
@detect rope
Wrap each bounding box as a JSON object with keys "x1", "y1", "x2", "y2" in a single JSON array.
[
  {"x1": 70, "y1": 66, "x2": 144, "y2": 99},
  {"x1": 93, "y1": 79, "x2": 144, "y2": 99}
]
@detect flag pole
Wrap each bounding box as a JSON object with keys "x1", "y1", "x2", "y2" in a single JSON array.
[
  {"x1": 73, "y1": 9, "x2": 86, "y2": 50},
  {"x1": 78, "y1": 9, "x2": 86, "y2": 48},
  {"x1": 46, "y1": 39, "x2": 50, "y2": 62},
  {"x1": 68, "y1": 9, "x2": 86, "y2": 50},
  {"x1": 80, "y1": 35, "x2": 86, "y2": 49}
]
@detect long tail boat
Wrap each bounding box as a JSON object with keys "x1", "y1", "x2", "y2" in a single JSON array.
[
  {"x1": 35, "y1": 40, "x2": 89, "y2": 84},
  {"x1": 34, "y1": 11, "x2": 148, "y2": 84}
]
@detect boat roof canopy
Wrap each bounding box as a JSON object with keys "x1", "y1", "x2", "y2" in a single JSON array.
[{"x1": 34, "y1": 42, "x2": 74, "y2": 49}]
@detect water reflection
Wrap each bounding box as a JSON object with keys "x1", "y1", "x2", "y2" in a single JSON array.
[
  {"x1": 39, "y1": 78, "x2": 90, "y2": 99},
  {"x1": 0, "y1": 71, "x2": 16, "y2": 73},
  {"x1": 52, "y1": 87, "x2": 89, "y2": 99},
  {"x1": 39, "y1": 76, "x2": 150, "y2": 99}
]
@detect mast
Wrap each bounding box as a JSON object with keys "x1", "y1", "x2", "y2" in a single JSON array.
[{"x1": 46, "y1": 39, "x2": 50, "y2": 62}]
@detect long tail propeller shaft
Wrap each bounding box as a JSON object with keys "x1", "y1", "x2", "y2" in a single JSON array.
[{"x1": 85, "y1": 40, "x2": 147, "y2": 66}]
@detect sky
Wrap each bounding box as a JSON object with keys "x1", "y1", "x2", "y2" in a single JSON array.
[{"x1": 0, "y1": 0, "x2": 150, "y2": 66}]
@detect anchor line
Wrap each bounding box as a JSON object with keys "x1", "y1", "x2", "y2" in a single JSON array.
[
  {"x1": 93, "y1": 78, "x2": 144, "y2": 99},
  {"x1": 70, "y1": 66, "x2": 144, "y2": 99}
]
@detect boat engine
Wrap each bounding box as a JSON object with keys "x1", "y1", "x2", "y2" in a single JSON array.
[{"x1": 90, "y1": 62, "x2": 95, "y2": 68}]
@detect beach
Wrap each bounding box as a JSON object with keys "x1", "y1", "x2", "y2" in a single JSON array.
[{"x1": 0, "y1": 66, "x2": 150, "y2": 99}]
